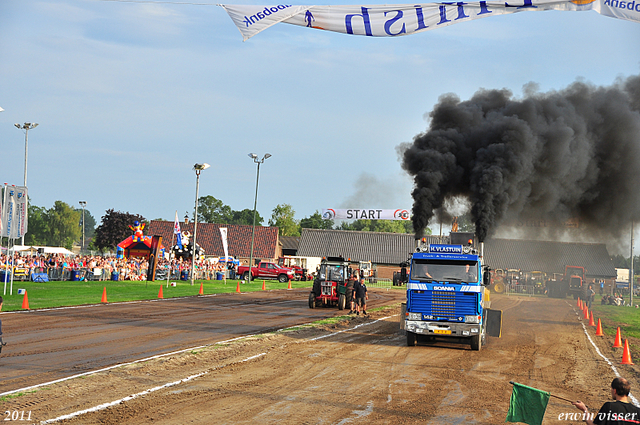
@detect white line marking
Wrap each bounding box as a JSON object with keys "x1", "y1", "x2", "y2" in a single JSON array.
[
  {"x1": 37, "y1": 314, "x2": 397, "y2": 423},
  {"x1": 0, "y1": 333, "x2": 250, "y2": 398},
  {"x1": 574, "y1": 303, "x2": 639, "y2": 406}
]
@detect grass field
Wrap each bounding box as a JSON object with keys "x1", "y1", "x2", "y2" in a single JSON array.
[
  {"x1": 583, "y1": 302, "x2": 640, "y2": 362},
  {"x1": 0, "y1": 278, "x2": 313, "y2": 311}
]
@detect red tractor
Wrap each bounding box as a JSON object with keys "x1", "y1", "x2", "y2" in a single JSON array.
[
  {"x1": 546, "y1": 265, "x2": 586, "y2": 298},
  {"x1": 309, "y1": 257, "x2": 352, "y2": 310}
]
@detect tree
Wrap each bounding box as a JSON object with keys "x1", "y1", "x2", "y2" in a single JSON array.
[
  {"x1": 94, "y1": 209, "x2": 146, "y2": 251},
  {"x1": 45, "y1": 201, "x2": 82, "y2": 249},
  {"x1": 198, "y1": 195, "x2": 233, "y2": 223},
  {"x1": 299, "y1": 211, "x2": 333, "y2": 230},
  {"x1": 231, "y1": 208, "x2": 263, "y2": 226},
  {"x1": 75, "y1": 208, "x2": 97, "y2": 240},
  {"x1": 25, "y1": 205, "x2": 49, "y2": 246},
  {"x1": 337, "y1": 219, "x2": 417, "y2": 234},
  {"x1": 269, "y1": 204, "x2": 300, "y2": 236}
]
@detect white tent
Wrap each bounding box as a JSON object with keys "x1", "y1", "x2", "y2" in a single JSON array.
[{"x1": 9, "y1": 245, "x2": 75, "y2": 256}]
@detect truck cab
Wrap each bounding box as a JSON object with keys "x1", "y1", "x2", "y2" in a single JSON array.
[{"x1": 402, "y1": 236, "x2": 501, "y2": 351}]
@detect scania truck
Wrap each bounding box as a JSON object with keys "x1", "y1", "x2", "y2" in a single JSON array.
[{"x1": 402, "y1": 233, "x2": 502, "y2": 351}]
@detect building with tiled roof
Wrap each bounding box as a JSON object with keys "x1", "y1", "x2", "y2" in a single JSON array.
[
  {"x1": 280, "y1": 236, "x2": 300, "y2": 256},
  {"x1": 146, "y1": 220, "x2": 282, "y2": 263}
]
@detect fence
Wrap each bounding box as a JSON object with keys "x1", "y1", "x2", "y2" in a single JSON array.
[
  {"x1": 366, "y1": 278, "x2": 404, "y2": 289},
  {"x1": 505, "y1": 284, "x2": 535, "y2": 297}
]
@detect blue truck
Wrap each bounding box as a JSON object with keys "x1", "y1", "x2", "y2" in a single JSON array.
[{"x1": 402, "y1": 233, "x2": 502, "y2": 351}]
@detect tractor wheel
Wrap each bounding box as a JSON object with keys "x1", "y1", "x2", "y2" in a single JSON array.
[
  {"x1": 278, "y1": 274, "x2": 288, "y2": 283},
  {"x1": 338, "y1": 294, "x2": 346, "y2": 310},
  {"x1": 470, "y1": 334, "x2": 482, "y2": 351},
  {"x1": 308, "y1": 292, "x2": 316, "y2": 309},
  {"x1": 407, "y1": 332, "x2": 417, "y2": 346},
  {"x1": 492, "y1": 282, "x2": 505, "y2": 294}
]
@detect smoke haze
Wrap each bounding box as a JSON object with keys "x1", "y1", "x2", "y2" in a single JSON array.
[{"x1": 401, "y1": 75, "x2": 640, "y2": 242}]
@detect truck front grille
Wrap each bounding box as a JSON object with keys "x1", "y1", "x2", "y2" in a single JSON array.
[{"x1": 408, "y1": 290, "x2": 477, "y2": 320}]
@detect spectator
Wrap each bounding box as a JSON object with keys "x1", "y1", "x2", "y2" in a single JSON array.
[
  {"x1": 572, "y1": 377, "x2": 640, "y2": 425},
  {"x1": 353, "y1": 276, "x2": 368, "y2": 316}
]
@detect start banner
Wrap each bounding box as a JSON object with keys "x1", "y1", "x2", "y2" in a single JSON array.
[
  {"x1": 221, "y1": 1, "x2": 640, "y2": 41},
  {"x1": 322, "y1": 208, "x2": 410, "y2": 220}
]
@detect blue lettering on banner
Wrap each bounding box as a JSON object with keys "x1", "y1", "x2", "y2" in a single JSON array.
[
  {"x1": 346, "y1": 2, "x2": 497, "y2": 36},
  {"x1": 346, "y1": 6, "x2": 373, "y2": 35},
  {"x1": 243, "y1": 5, "x2": 292, "y2": 27},
  {"x1": 604, "y1": 0, "x2": 640, "y2": 10},
  {"x1": 384, "y1": 10, "x2": 406, "y2": 35}
]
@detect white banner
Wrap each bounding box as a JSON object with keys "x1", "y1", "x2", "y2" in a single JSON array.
[
  {"x1": 220, "y1": 227, "x2": 229, "y2": 260},
  {"x1": 221, "y1": 1, "x2": 640, "y2": 41},
  {"x1": 1, "y1": 186, "x2": 28, "y2": 240},
  {"x1": 322, "y1": 208, "x2": 410, "y2": 220}
]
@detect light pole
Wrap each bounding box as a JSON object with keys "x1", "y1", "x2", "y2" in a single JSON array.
[
  {"x1": 247, "y1": 153, "x2": 271, "y2": 281},
  {"x1": 14, "y1": 122, "x2": 38, "y2": 246},
  {"x1": 79, "y1": 201, "x2": 87, "y2": 253},
  {"x1": 191, "y1": 163, "x2": 210, "y2": 286}
]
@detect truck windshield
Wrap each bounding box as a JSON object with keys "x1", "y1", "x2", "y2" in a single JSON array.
[
  {"x1": 319, "y1": 264, "x2": 345, "y2": 282},
  {"x1": 410, "y1": 259, "x2": 478, "y2": 283}
]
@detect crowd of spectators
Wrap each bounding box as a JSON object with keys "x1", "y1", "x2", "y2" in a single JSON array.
[{"x1": 0, "y1": 252, "x2": 234, "y2": 282}]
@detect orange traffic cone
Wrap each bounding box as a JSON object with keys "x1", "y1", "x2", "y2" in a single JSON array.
[
  {"x1": 577, "y1": 298, "x2": 582, "y2": 308},
  {"x1": 21, "y1": 290, "x2": 29, "y2": 310},
  {"x1": 596, "y1": 318, "x2": 604, "y2": 336},
  {"x1": 583, "y1": 306, "x2": 589, "y2": 319},
  {"x1": 614, "y1": 327, "x2": 623, "y2": 348},
  {"x1": 287, "y1": 278, "x2": 292, "y2": 290},
  {"x1": 622, "y1": 339, "x2": 634, "y2": 365},
  {"x1": 101, "y1": 287, "x2": 108, "y2": 303},
  {"x1": 589, "y1": 311, "x2": 596, "y2": 327},
  {"x1": 236, "y1": 281, "x2": 241, "y2": 293},
  {"x1": 158, "y1": 285, "x2": 164, "y2": 299},
  {"x1": 199, "y1": 282, "x2": 203, "y2": 295},
  {"x1": 262, "y1": 280, "x2": 266, "y2": 291}
]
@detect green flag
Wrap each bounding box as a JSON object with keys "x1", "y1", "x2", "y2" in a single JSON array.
[{"x1": 506, "y1": 382, "x2": 550, "y2": 425}]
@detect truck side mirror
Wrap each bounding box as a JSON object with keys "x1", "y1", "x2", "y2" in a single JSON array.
[{"x1": 483, "y1": 270, "x2": 491, "y2": 286}]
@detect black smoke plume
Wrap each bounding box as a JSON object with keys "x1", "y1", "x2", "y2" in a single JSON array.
[{"x1": 401, "y1": 75, "x2": 640, "y2": 242}]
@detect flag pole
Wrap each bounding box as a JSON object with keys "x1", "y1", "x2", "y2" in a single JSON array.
[
  {"x1": 167, "y1": 231, "x2": 175, "y2": 288},
  {"x1": 509, "y1": 381, "x2": 574, "y2": 403}
]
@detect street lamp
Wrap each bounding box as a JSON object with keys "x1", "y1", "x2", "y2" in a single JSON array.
[
  {"x1": 247, "y1": 153, "x2": 271, "y2": 281},
  {"x1": 79, "y1": 201, "x2": 87, "y2": 253},
  {"x1": 14, "y1": 122, "x2": 38, "y2": 246},
  {"x1": 191, "y1": 163, "x2": 210, "y2": 286}
]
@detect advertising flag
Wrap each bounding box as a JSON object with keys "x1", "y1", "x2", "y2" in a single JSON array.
[
  {"x1": 1, "y1": 186, "x2": 28, "y2": 240},
  {"x1": 322, "y1": 208, "x2": 410, "y2": 220},
  {"x1": 506, "y1": 382, "x2": 550, "y2": 425},
  {"x1": 220, "y1": 228, "x2": 229, "y2": 261},
  {"x1": 174, "y1": 211, "x2": 182, "y2": 249},
  {"x1": 221, "y1": 1, "x2": 640, "y2": 41}
]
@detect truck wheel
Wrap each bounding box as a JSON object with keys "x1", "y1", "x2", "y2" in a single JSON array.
[
  {"x1": 470, "y1": 334, "x2": 481, "y2": 351},
  {"x1": 243, "y1": 272, "x2": 251, "y2": 281},
  {"x1": 308, "y1": 292, "x2": 316, "y2": 309},
  {"x1": 338, "y1": 294, "x2": 346, "y2": 310},
  {"x1": 278, "y1": 274, "x2": 288, "y2": 283},
  {"x1": 407, "y1": 332, "x2": 417, "y2": 346}
]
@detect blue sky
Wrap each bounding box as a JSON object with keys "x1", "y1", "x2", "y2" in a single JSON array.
[{"x1": 1, "y1": 0, "x2": 638, "y2": 233}]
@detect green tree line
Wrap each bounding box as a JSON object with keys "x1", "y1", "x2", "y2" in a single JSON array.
[{"x1": 16, "y1": 200, "x2": 97, "y2": 250}]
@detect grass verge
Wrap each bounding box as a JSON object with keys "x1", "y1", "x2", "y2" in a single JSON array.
[{"x1": 0, "y1": 278, "x2": 312, "y2": 311}]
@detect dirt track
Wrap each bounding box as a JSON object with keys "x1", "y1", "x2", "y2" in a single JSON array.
[{"x1": 2, "y1": 290, "x2": 639, "y2": 424}]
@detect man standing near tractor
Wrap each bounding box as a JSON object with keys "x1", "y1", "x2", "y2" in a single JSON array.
[
  {"x1": 346, "y1": 271, "x2": 357, "y2": 314},
  {"x1": 354, "y1": 276, "x2": 368, "y2": 315}
]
